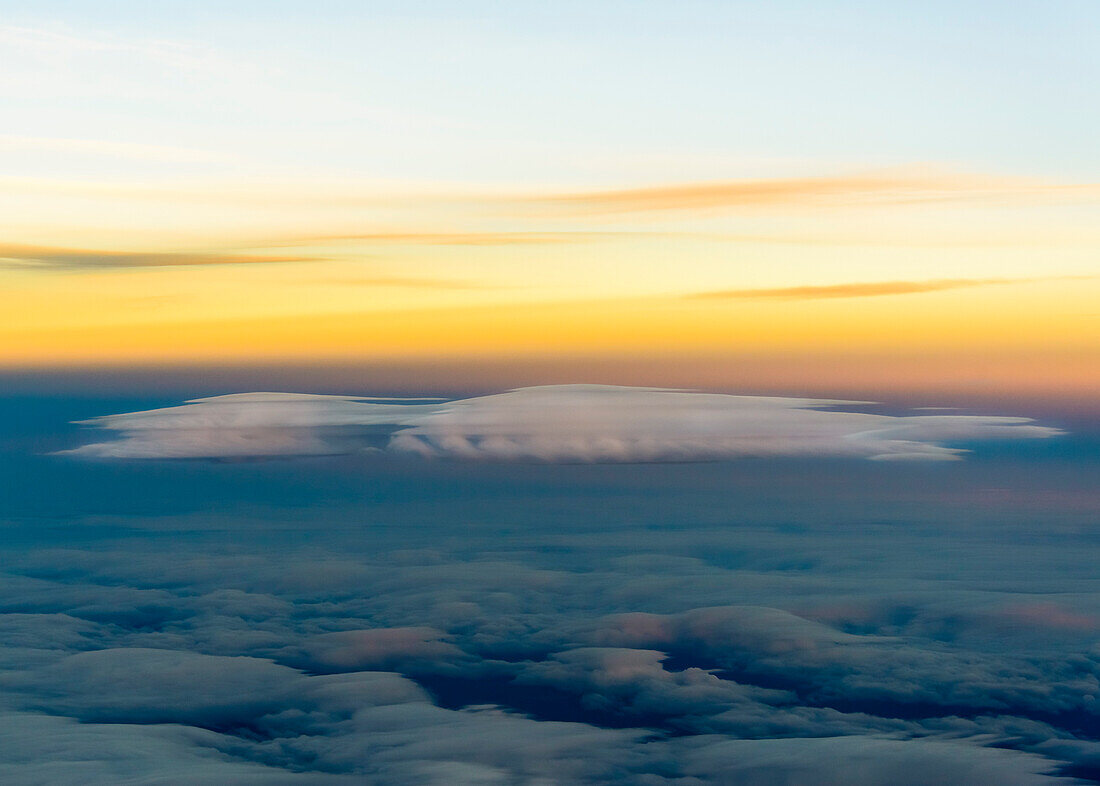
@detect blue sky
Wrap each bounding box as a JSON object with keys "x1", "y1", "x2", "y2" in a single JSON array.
[{"x1": 3, "y1": 0, "x2": 1099, "y2": 184}]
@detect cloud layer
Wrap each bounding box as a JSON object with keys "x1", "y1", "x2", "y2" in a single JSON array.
[
  {"x1": 63, "y1": 385, "x2": 1061, "y2": 462},
  {"x1": 10, "y1": 388, "x2": 1085, "y2": 784},
  {"x1": 3, "y1": 450, "x2": 1098, "y2": 784},
  {"x1": 4, "y1": 380, "x2": 1099, "y2": 784}
]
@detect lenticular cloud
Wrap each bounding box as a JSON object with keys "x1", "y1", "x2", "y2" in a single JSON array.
[{"x1": 62, "y1": 385, "x2": 1061, "y2": 462}]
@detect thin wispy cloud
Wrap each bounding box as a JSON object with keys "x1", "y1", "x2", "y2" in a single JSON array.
[
  {"x1": 5, "y1": 168, "x2": 1098, "y2": 214},
  {"x1": 321, "y1": 276, "x2": 497, "y2": 290},
  {"x1": 294, "y1": 231, "x2": 618, "y2": 246},
  {"x1": 0, "y1": 23, "x2": 244, "y2": 75},
  {"x1": 687, "y1": 277, "x2": 1086, "y2": 301},
  {"x1": 535, "y1": 171, "x2": 1100, "y2": 214},
  {"x1": 0, "y1": 244, "x2": 315, "y2": 271},
  {"x1": 0, "y1": 135, "x2": 234, "y2": 165}
]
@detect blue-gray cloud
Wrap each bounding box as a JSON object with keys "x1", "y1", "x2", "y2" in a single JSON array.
[{"x1": 1, "y1": 390, "x2": 1095, "y2": 784}]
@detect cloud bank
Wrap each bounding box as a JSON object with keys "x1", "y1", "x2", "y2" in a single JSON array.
[
  {"x1": 2, "y1": 464, "x2": 1097, "y2": 784},
  {"x1": 63, "y1": 385, "x2": 1061, "y2": 462},
  {"x1": 5, "y1": 383, "x2": 1100, "y2": 784}
]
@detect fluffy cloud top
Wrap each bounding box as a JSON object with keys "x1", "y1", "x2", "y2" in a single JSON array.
[{"x1": 62, "y1": 385, "x2": 1060, "y2": 462}]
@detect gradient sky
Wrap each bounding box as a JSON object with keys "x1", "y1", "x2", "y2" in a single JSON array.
[
  {"x1": 5, "y1": 8, "x2": 1100, "y2": 783},
  {"x1": 2, "y1": 0, "x2": 1098, "y2": 399}
]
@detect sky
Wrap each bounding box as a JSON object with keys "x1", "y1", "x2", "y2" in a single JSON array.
[
  {"x1": 1, "y1": 0, "x2": 1098, "y2": 402},
  {"x1": 4, "y1": 4, "x2": 1100, "y2": 785}
]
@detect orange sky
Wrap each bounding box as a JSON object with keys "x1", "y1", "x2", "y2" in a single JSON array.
[{"x1": 4, "y1": 172, "x2": 1099, "y2": 380}]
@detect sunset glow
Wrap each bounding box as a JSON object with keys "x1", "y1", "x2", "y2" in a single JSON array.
[{"x1": 1, "y1": 3, "x2": 1096, "y2": 400}]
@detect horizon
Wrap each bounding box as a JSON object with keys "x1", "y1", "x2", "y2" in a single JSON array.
[{"x1": 2, "y1": 3, "x2": 1099, "y2": 785}]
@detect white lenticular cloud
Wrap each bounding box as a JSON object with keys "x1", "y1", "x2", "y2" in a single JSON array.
[{"x1": 61, "y1": 384, "x2": 1062, "y2": 462}]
